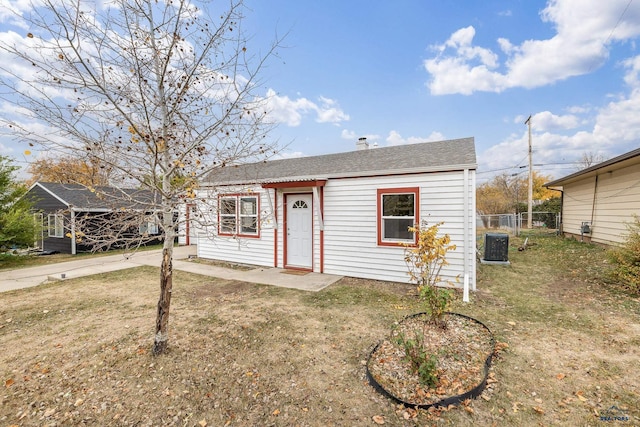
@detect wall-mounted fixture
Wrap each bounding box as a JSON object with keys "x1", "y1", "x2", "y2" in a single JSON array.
[{"x1": 581, "y1": 221, "x2": 591, "y2": 242}]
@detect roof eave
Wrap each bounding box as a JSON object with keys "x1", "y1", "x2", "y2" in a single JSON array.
[
  {"x1": 544, "y1": 147, "x2": 640, "y2": 187},
  {"x1": 201, "y1": 163, "x2": 477, "y2": 187}
]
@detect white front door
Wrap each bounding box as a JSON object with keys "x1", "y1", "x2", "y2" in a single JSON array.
[{"x1": 286, "y1": 194, "x2": 313, "y2": 269}]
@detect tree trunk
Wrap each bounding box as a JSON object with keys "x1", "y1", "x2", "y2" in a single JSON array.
[{"x1": 153, "y1": 246, "x2": 173, "y2": 355}]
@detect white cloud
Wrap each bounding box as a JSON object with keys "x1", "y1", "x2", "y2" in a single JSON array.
[
  {"x1": 316, "y1": 96, "x2": 350, "y2": 124},
  {"x1": 425, "y1": 0, "x2": 640, "y2": 95},
  {"x1": 340, "y1": 129, "x2": 357, "y2": 140},
  {"x1": 0, "y1": 0, "x2": 33, "y2": 28},
  {"x1": 0, "y1": 140, "x2": 13, "y2": 154},
  {"x1": 264, "y1": 89, "x2": 349, "y2": 126},
  {"x1": 566, "y1": 105, "x2": 592, "y2": 114},
  {"x1": 622, "y1": 55, "x2": 640, "y2": 87},
  {"x1": 520, "y1": 111, "x2": 581, "y2": 131},
  {"x1": 340, "y1": 129, "x2": 381, "y2": 142},
  {"x1": 386, "y1": 130, "x2": 446, "y2": 146},
  {"x1": 480, "y1": 66, "x2": 640, "y2": 179}
]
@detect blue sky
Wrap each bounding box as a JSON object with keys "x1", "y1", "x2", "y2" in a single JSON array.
[
  {"x1": 241, "y1": 0, "x2": 640, "y2": 182},
  {"x1": 2, "y1": 0, "x2": 640, "y2": 183}
]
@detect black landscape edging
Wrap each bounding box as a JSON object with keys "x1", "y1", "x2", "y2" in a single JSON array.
[{"x1": 366, "y1": 312, "x2": 495, "y2": 410}]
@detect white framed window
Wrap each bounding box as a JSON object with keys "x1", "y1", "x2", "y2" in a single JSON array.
[
  {"x1": 48, "y1": 213, "x2": 64, "y2": 238},
  {"x1": 377, "y1": 188, "x2": 419, "y2": 246},
  {"x1": 219, "y1": 197, "x2": 237, "y2": 234},
  {"x1": 218, "y1": 194, "x2": 259, "y2": 237}
]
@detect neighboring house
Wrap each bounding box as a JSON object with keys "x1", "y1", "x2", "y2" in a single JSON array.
[
  {"x1": 25, "y1": 182, "x2": 162, "y2": 254},
  {"x1": 544, "y1": 147, "x2": 640, "y2": 245},
  {"x1": 192, "y1": 137, "x2": 478, "y2": 288}
]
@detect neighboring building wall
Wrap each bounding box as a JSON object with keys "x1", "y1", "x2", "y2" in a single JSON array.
[
  {"x1": 561, "y1": 178, "x2": 595, "y2": 242},
  {"x1": 25, "y1": 185, "x2": 73, "y2": 254},
  {"x1": 562, "y1": 162, "x2": 640, "y2": 245}
]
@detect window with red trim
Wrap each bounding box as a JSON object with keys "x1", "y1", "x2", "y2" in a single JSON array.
[
  {"x1": 377, "y1": 188, "x2": 419, "y2": 246},
  {"x1": 218, "y1": 194, "x2": 259, "y2": 237}
]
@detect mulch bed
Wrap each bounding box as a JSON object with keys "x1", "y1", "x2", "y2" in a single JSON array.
[{"x1": 367, "y1": 313, "x2": 495, "y2": 407}]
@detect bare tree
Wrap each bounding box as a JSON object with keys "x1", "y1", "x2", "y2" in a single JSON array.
[
  {"x1": 0, "y1": 0, "x2": 281, "y2": 354},
  {"x1": 577, "y1": 152, "x2": 606, "y2": 170}
]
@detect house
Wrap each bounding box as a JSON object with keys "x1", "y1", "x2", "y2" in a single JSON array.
[
  {"x1": 177, "y1": 202, "x2": 199, "y2": 246},
  {"x1": 192, "y1": 137, "x2": 478, "y2": 288},
  {"x1": 25, "y1": 182, "x2": 163, "y2": 254},
  {"x1": 544, "y1": 147, "x2": 640, "y2": 245}
]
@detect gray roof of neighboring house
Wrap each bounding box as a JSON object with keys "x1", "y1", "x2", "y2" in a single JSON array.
[
  {"x1": 544, "y1": 146, "x2": 640, "y2": 188},
  {"x1": 204, "y1": 137, "x2": 476, "y2": 185},
  {"x1": 31, "y1": 182, "x2": 159, "y2": 211}
]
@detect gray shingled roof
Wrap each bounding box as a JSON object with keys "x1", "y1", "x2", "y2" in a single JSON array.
[
  {"x1": 204, "y1": 137, "x2": 476, "y2": 185},
  {"x1": 35, "y1": 182, "x2": 159, "y2": 210}
]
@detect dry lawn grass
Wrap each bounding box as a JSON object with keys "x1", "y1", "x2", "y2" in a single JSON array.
[{"x1": 0, "y1": 235, "x2": 639, "y2": 426}]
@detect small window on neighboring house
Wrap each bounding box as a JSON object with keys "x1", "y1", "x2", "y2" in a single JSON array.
[
  {"x1": 377, "y1": 188, "x2": 419, "y2": 246},
  {"x1": 48, "y1": 214, "x2": 64, "y2": 238},
  {"x1": 139, "y1": 221, "x2": 159, "y2": 235},
  {"x1": 218, "y1": 194, "x2": 259, "y2": 237}
]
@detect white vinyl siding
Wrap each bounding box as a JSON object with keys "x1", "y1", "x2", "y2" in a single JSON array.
[
  {"x1": 197, "y1": 188, "x2": 273, "y2": 267},
  {"x1": 196, "y1": 170, "x2": 477, "y2": 288},
  {"x1": 322, "y1": 171, "x2": 475, "y2": 286}
]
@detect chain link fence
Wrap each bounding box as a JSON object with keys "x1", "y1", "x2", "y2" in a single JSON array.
[{"x1": 477, "y1": 211, "x2": 560, "y2": 237}]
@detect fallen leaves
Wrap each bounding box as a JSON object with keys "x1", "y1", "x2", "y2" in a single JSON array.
[
  {"x1": 5, "y1": 378, "x2": 14, "y2": 387},
  {"x1": 512, "y1": 401, "x2": 523, "y2": 413},
  {"x1": 575, "y1": 390, "x2": 587, "y2": 402},
  {"x1": 372, "y1": 414, "x2": 385, "y2": 424},
  {"x1": 368, "y1": 313, "x2": 495, "y2": 406},
  {"x1": 494, "y1": 341, "x2": 509, "y2": 354},
  {"x1": 556, "y1": 373, "x2": 566, "y2": 380}
]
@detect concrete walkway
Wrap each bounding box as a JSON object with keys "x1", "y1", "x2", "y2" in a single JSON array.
[{"x1": 0, "y1": 246, "x2": 343, "y2": 293}]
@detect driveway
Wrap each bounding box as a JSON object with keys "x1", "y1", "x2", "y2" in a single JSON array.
[{"x1": 0, "y1": 246, "x2": 342, "y2": 293}]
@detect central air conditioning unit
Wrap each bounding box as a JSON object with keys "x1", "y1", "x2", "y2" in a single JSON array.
[{"x1": 483, "y1": 233, "x2": 509, "y2": 263}]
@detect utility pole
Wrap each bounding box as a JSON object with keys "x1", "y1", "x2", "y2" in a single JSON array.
[{"x1": 525, "y1": 115, "x2": 533, "y2": 229}]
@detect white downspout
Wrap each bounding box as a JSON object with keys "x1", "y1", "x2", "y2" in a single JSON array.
[
  {"x1": 70, "y1": 209, "x2": 77, "y2": 255},
  {"x1": 471, "y1": 169, "x2": 477, "y2": 291},
  {"x1": 463, "y1": 168, "x2": 470, "y2": 302}
]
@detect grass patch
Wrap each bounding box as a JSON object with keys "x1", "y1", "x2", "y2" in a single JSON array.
[{"x1": 0, "y1": 235, "x2": 638, "y2": 426}]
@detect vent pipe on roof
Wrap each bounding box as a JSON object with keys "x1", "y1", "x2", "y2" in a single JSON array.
[{"x1": 356, "y1": 137, "x2": 369, "y2": 150}]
